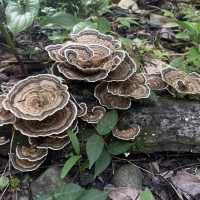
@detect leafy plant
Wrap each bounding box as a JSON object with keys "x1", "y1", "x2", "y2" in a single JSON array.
[
  {"x1": 0, "y1": 176, "x2": 9, "y2": 190},
  {"x1": 60, "y1": 130, "x2": 81, "y2": 179},
  {"x1": 140, "y1": 188, "x2": 155, "y2": 200},
  {"x1": 34, "y1": 183, "x2": 108, "y2": 200},
  {"x1": 116, "y1": 16, "x2": 139, "y2": 28}
]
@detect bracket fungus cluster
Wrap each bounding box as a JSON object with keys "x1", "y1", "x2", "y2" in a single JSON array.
[{"x1": 1, "y1": 28, "x2": 200, "y2": 172}]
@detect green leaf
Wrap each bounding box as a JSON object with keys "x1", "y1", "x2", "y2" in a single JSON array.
[
  {"x1": 94, "y1": 149, "x2": 111, "y2": 178},
  {"x1": 108, "y1": 141, "x2": 132, "y2": 155},
  {"x1": 5, "y1": 0, "x2": 40, "y2": 33},
  {"x1": 60, "y1": 155, "x2": 80, "y2": 179},
  {"x1": 96, "y1": 110, "x2": 118, "y2": 135},
  {"x1": 68, "y1": 130, "x2": 80, "y2": 155},
  {"x1": 72, "y1": 20, "x2": 97, "y2": 34},
  {"x1": 86, "y1": 134, "x2": 104, "y2": 169},
  {"x1": 93, "y1": 17, "x2": 111, "y2": 33},
  {"x1": 186, "y1": 47, "x2": 200, "y2": 68},
  {"x1": 140, "y1": 188, "x2": 155, "y2": 200},
  {"x1": 34, "y1": 183, "x2": 84, "y2": 200},
  {"x1": 0, "y1": 176, "x2": 9, "y2": 190},
  {"x1": 40, "y1": 12, "x2": 80, "y2": 30},
  {"x1": 79, "y1": 189, "x2": 107, "y2": 200}
]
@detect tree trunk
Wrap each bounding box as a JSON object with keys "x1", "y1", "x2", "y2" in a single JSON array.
[{"x1": 120, "y1": 96, "x2": 200, "y2": 153}]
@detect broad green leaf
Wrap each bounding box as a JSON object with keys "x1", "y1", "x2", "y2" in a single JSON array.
[
  {"x1": 86, "y1": 134, "x2": 104, "y2": 169},
  {"x1": 6, "y1": 0, "x2": 40, "y2": 33},
  {"x1": 96, "y1": 110, "x2": 118, "y2": 135},
  {"x1": 79, "y1": 189, "x2": 107, "y2": 200},
  {"x1": 140, "y1": 188, "x2": 155, "y2": 200},
  {"x1": 68, "y1": 130, "x2": 80, "y2": 155},
  {"x1": 40, "y1": 12, "x2": 80, "y2": 30},
  {"x1": 108, "y1": 141, "x2": 132, "y2": 155},
  {"x1": 0, "y1": 176, "x2": 9, "y2": 190},
  {"x1": 94, "y1": 149, "x2": 111, "y2": 178},
  {"x1": 186, "y1": 47, "x2": 200, "y2": 68},
  {"x1": 60, "y1": 155, "x2": 80, "y2": 179},
  {"x1": 72, "y1": 21, "x2": 97, "y2": 34},
  {"x1": 34, "y1": 183, "x2": 84, "y2": 200}
]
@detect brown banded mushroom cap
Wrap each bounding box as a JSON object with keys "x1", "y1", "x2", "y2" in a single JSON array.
[
  {"x1": 14, "y1": 100, "x2": 77, "y2": 137},
  {"x1": 0, "y1": 136, "x2": 10, "y2": 146},
  {"x1": 70, "y1": 28, "x2": 121, "y2": 49},
  {"x1": 16, "y1": 145, "x2": 48, "y2": 162},
  {"x1": 161, "y1": 67, "x2": 187, "y2": 88},
  {"x1": 77, "y1": 103, "x2": 88, "y2": 117},
  {"x1": 28, "y1": 136, "x2": 70, "y2": 151},
  {"x1": 175, "y1": 72, "x2": 200, "y2": 94},
  {"x1": 112, "y1": 125, "x2": 140, "y2": 140},
  {"x1": 81, "y1": 104, "x2": 106, "y2": 124},
  {"x1": 94, "y1": 82, "x2": 131, "y2": 110},
  {"x1": 107, "y1": 73, "x2": 151, "y2": 99},
  {"x1": 45, "y1": 44, "x2": 64, "y2": 62},
  {"x1": 11, "y1": 154, "x2": 46, "y2": 172},
  {"x1": 3, "y1": 74, "x2": 70, "y2": 121},
  {"x1": 144, "y1": 73, "x2": 168, "y2": 91},
  {"x1": 50, "y1": 120, "x2": 79, "y2": 139},
  {"x1": 105, "y1": 52, "x2": 137, "y2": 82},
  {"x1": 0, "y1": 95, "x2": 15, "y2": 126},
  {"x1": 57, "y1": 62, "x2": 109, "y2": 82}
]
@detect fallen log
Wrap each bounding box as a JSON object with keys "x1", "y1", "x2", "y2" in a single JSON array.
[{"x1": 120, "y1": 95, "x2": 200, "y2": 153}]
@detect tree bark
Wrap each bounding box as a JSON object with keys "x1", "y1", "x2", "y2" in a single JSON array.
[{"x1": 120, "y1": 96, "x2": 200, "y2": 153}]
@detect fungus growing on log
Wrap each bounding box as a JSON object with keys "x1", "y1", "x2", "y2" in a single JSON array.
[
  {"x1": 107, "y1": 73, "x2": 151, "y2": 99},
  {"x1": 144, "y1": 73, "x2": 167, "y2": 91},
  {"x1": 3, "y1": 74, "x2": 70, "y2": 121},
  {"x1": 0, "y1": 136, "x2": 10, "y2": 146},
  {"x1": 45, "y1": 28, "x2": 136, "y2": 82},
  {"x1": 162, "y1": 67, "x2": 200, "y2": 94},
  {"x1": 11, "y1": 154, "x2": 46, "y2": 172},
  {"x1": 14, "y1": 100, "x2": 77, "y2": 137},
  {"x1": 70, "y1": 28, "x2": 121, "y2": 49},
  {"x1": 81, "y1": 104, "x2": 106, "y2": 124},
  {"x1": 94, "y1": 82, "x2": 131, "y2": 110},
  {"x1": 16, "y1": 145, "x2": 48, "y2": 162},
  {"x1": 112, "y1": 125, "x2": 140, "y2": 140},
  {"x1": 77, "y1": 103, "x2": 88, "y2": 117},
  {"x1": 28, "y1": 136, "x2": 70, "y2": 151},
  {"x1": 0, "y1": 95, "x2": 15, "y2": 126}
]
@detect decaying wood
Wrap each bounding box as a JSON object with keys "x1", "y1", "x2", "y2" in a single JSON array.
[{"x1": 120, "y1": 96, "x2": 200, "y2": 153}]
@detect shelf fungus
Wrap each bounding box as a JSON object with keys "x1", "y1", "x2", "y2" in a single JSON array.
[
  {"x1": 94, "y1": 82, "x2": 131, "y2": 110},
  {"x1": 28, "y1": 136, "x2": 70, "y2": 151},
  {"x1": 0, "y1": 136, "x2": 10, "y2": 146},
  {"x1": 107, "y1": 73, "x2": 151, "y2": 99},
  {"x1": 14, "y1": 100, "x2": 77, "y2": 137},
  {"x1": 3, "y1": 74, "x2": 70, "y2": 121},
  {"x1": 0, "y1": 95, "x2": 15, "y2": 126},
  {"x1": 162, "y1": 67, "x2": 200, "y2": 94},
  {"x1": 16, "y1": 145, "x2": 48, "y2": 162},
  {"x1": 45, "y1": 29, "x2": 137, "y2": 82},
  {"x1": 81, "y1": 104, "x2": 106, "y2": 124},
  {"x1": 144, "y1": 73, "x2": 167, "y2": 91},
  {"x1": 112, "y1": 125, "x2": 140, "y2": 140},
  {"x1": 70, "y1": 28, "x2": 121, "y2": 49},
  {"x1": 11, "y1": 153, "x2": 46, "y2": 172}
]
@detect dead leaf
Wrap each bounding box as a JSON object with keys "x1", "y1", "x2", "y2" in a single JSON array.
[
  {"x1": 171, "y1": 170, "x2": 200, "y2": 197},
  {"x1": 108, "y1": 187, "x2": 139, "y2": 200}
]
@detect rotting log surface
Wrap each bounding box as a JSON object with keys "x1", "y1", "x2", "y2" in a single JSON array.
[{"x1": 120, "y1": 96, "x2": 200, "y2": 153}]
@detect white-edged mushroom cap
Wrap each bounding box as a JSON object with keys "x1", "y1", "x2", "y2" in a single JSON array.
[
  {"x1": 94, "y1": 82, "x2": 131, "y2": 110},
  {"x1": 11, "y1": 153, "x2": 46, "y2": 172},
  {"x1": 3, "y1": 74, "x2": 70, "y2": 121},
  {"x1": 14, "y1": 100, "x2": 77, "y2": 137},
  {"x1": 16, "y1": 145, "x2": 48, "y2": 162},
  {"x1": 0, "y1": 95, "x2": 15, "y2": 126}
]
